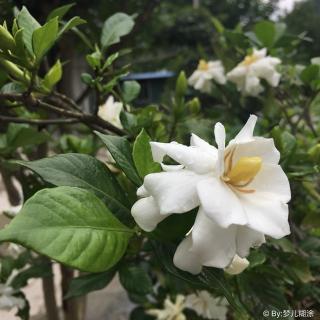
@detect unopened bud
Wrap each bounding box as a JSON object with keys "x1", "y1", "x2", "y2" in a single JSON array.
[
  {"x1": 0, "y1": 25, "x2": 15, "y2": 51},
  {"x1": 187, "y1": 97, "x2": 201, "y2": 114},
  {"x1": 176, "y1": 71, "x2": 188, "y2": 97},
  {"x1": 0, "y1": 58, "x2": 30, "y2": 84}
]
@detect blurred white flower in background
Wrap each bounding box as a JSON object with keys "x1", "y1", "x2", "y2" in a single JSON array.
[
  {"x1": 224, "y1": 255, "x2": 250, "y2": 275},
  {"x1": 0, "y1": 269, "x2": 25, "y2": 311},
  {"x1": 147, "y1": 295, "x2": 186, "y2": 320},
  {"x1": 227, "y1": 48, "x2": 281, "y2": 96},
  {"x1": 188, "y1": 59, "x2": 226, "y2": 93},
  {"x1": 132, "y1": 115, "x2": 291, "y2": 274},
  {"x1": 98, "y1": 95, "x2": 123, "y2": 129},
  {"x1": 185, "y1": 291, "x2": 228, "y2": 320}
]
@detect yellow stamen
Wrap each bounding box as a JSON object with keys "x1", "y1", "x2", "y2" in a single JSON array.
[
  {"x1": 227, "y1": 156, "x2": 262, "y2": 185},
  {"x1": 198, "y1": 59, "x2": 209, "y2": 71},
  {"x1": 241, "y1": 54, "x2": 259, "y2": 66}
]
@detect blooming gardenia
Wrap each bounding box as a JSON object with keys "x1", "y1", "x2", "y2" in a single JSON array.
[
  {"x1": 97, "y1": 95, "x2": 123, "y2": 129},
  {"x1": 188, "y1": 59, "x2": 226, "y2": 93},
  {"x1": 147, "y1": 295, "x2": 186, "y2": 320},
  {"x1": 185, "y1": 291, "x2": 228, "y2": 320},
  {"x1": 131, "y1": 115, "x2": 291, "y2": 274},
  {"x1": 226, "y1": 48, "x2": 281, "y2": 96}
]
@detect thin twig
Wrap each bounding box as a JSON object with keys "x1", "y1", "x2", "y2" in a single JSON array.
[{"x1": 0, "y1": 115, "x2": 79, "y2": 125}]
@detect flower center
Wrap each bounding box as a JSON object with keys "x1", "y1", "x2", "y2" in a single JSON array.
[
  {"x1": 241, "y1": 53, "x2": 259, "y2": 66},
  {"x1": 222, "y1": 147, "x2": 262, "y2": 193},
  {"x1": 198, "y1": 59, "x2": 209, "y2": 71}
]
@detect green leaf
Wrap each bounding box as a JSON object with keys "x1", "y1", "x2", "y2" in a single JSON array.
[
  {"x1": 132, "y1": 129, "x2": 161, "y2": 178},
  {"x1": 254, "y1": 20, "x2": 276, "y2": 48},
  {"x1": 81, "y1": 72, "x2": 93, "y2": 85},
  {"x1": 123, "y1": 80, "x2": 141, "y2": 103},
  {"x1": 300, "y1": 64, "x2": 320, "y2": 84},
  {"x1": 0, "y1": 186, "x2": 133, "y2": 272},
  {"x1": 17, "y1": 6, "x2": 41, "y2": 54},
  {"x1": 15, "y1": 153, "x2": 131, "y2": 222},
  {"x1": 43, "y1": 59, "x2": 62, "y2": 91},
  {"x1": 47, "y1": 3, "x2": 75, "y2": 21},
  {"x1": 32, "y1": 18, "x2": 59, "y2": 63},
  {"x1": 119, "y1": 264, "x2": 152, "y2": 295},
  {"x1": 65, "y1": 269, "x2": 116, "y2": 299},
  {"x1": 58, "y1": 17, "x2": 86, "y2": 37},
  {"x1": 101, "y1": 13, "x2": 135, "y2": 49},
  {"x1": 95, "y1": 132, "x2": 142, "y2": 186}
]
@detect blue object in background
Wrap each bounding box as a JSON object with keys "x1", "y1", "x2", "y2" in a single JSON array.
[{"x1": 122, "y1": 70, "x2": 175, "y2": 105}]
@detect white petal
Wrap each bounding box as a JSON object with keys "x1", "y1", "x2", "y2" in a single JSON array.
[
  {"x1": 131, "y1": 196, "x2": 168, "y2": 231},
  {"x1": 190, "y1": 133, "x2": 218, "y2": 158},
  {"x1": 137, "y1": 185, "x2": 149, "y2": 197},
  {"x1": 214, "y1": 123, "x2": 226, "y2": 176},
  {"x1": 144, "y1": 170, "x2": 205, "y2": 214},
  {"x1": 231, "y1": 115, "x2": 257, "y2": 144},
  {"x1": 231, "y1": 137, "x2": 280, "y2": 165},
  {"x1": 224, "y1": 255, "x2": 249, "y2": 275},
  {"x1": 240, "y1": 192, "x2": 290, "y2": 239},
  {"x1": 197, "y1": 178, "x2": 247, "y2": 228},
  {"x1": 150, "y1": 142, "x2": 215, "y2": 174},
  {"x1": 253, "y1": 48, "x2": 267, "y2": 58},
  {"x1": 190, "y1": 208, "x2": 237, "y2": 268},
  {"x1": 161, "y1": 163, "x2": 185, "y2": 172},
  {"x1": 248, "y1": 164, "x2": 291, "y2": 202},
  {"x1": 244, "y1": 74, "x2": 263, "y2": 96},
  {"x1": 174, "y1": 235, "x2": 203, "y2": 274},
  {"x1": 236, "y1": 226, "x2": 265, "y2": 257}
]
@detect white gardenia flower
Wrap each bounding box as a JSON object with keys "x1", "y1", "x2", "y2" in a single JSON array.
[
  {"x1": 147, "y1": 295, "x2": 186, "y2": 320},
  {"x1": 98, "y1": 95, "x2": 123, "y2": 129},
  {"x1": 185, "y1": 291, "x2": 228, "y2": 320},
  {"x1": 226, "y1": 48, "x2": 281, "y2": 96},
  {"x1": 188, "y1": 59, "x2": 226, "y2": 93},
  {"x1": 131, "y1": 115, "x2": 291, "y2": 274},
  {"x1": 224, "y1": 255, "x2": 249, "y2": 275}
]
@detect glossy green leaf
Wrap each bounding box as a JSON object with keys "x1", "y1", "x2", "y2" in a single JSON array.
[
  {"x1": 47, "y1": 3, "x2": 75, "y2": 21},
  {"x1": 95, "y1": 132, "x2": 142, "y2": 186},
  {"x1": 254, "y1": 20, "x2": 276, "y2": 48},
  {"x1": 17, "y1": 6, "x2": 41, "y2": 54},
  {"x1": 0, "y1": 186, "x2": 133, "y2": 272},
  {"x1": 16, "y1": 153, "x2": 131, "y2": 222},
  {"x1": 32, "y1": 18, "x2": 59, "y2": 62},
  {"x1": 300, "y1": 64, "x2": 320, "y2": 84},
  {"x1": 65, "y1": 269, "x2": 116, "y2": 299},
  {"x1": 43, "y1": 59, "x2": 62, "y2": 91},
  {"x1": 58, "y1": 17, "x2": 86, "y2": 37},
  {"x1": 119, "y1": 264, "x2": 152, "y2": 295},
  {"x1": 101, "y1": 13, "x2": 134, "y2": 49},
  {"x1": 123, "y1": 80, "x2": 141, "y2": 103},
  {"x1": 132, "y1": 129, "x2": 161, "y2": 178}
]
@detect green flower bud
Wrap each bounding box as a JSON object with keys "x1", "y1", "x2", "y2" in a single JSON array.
[
  {"x1": 0, "y1": 58, "x2": 30, "y2": 84},
  {"x1": 187, "y1": 97, "x2": 201, "y2": 114},
  {"x1": 0, "y1": 25, "x2": 15, "y2": 51},
  {"x1": 175, "y1": 71, "x2": 188, "y2": 97}
]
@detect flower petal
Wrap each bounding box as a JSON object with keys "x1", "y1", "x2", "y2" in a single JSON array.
[
  {"x1": 144, "y1": 170, "x2": 205, "y2": 214},
  {"x1": 190, "y1": 208, "x2": 237, "y2": 268},
  {"x1": 197, "y1": 178, "x2": 247, "y2": 227},
  {"x1": 224, "y1": 255, "x2": 249, "y2": 275},
  {"x1": 131, "y1": 196, "x2": 168, "y2": 231},
  {"x1": 214, "y1": 122, "x2": 226, "y2": 176},
  {"x1": 231, "y1": 137, "x2": 280, "y2": 165},
  {"x1": 240, "y1": 192, "x2": 290, "y2": 239},
  {"x1": 236, "y1": 226, "x2": 265, "y2": 257},
  {"x1": 190, "y1": 133, "x2": 218, "y2": 158},
  {"x1": 150, "y1": 142, "x2": 216, "y2": 174},
  {"x1": 230, "y1": 115, "x2": 257, "y2": 144},
  {"x1": 173, "y1": 235, "x2": 203, "y2": 274},
  {"x1": 248, "y1": 164, "x2": 291, "y2": 202}
]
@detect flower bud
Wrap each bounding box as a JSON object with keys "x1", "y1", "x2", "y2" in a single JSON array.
[
  {"x1": 176, "y1": 71, "x2": 188, "y2": 97},
  {"x1": 0, "y1": 58, "x2": 30, "y2": 84},
  {"x1": 186, "y1": 97, "x2": 201, "y2": 114},
  {"x1": 0, "y1": 25, "x2": 15, "y2": 51},
  {"x1": 224, "y1": 255, "x2": 249, "y2": 275}
]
